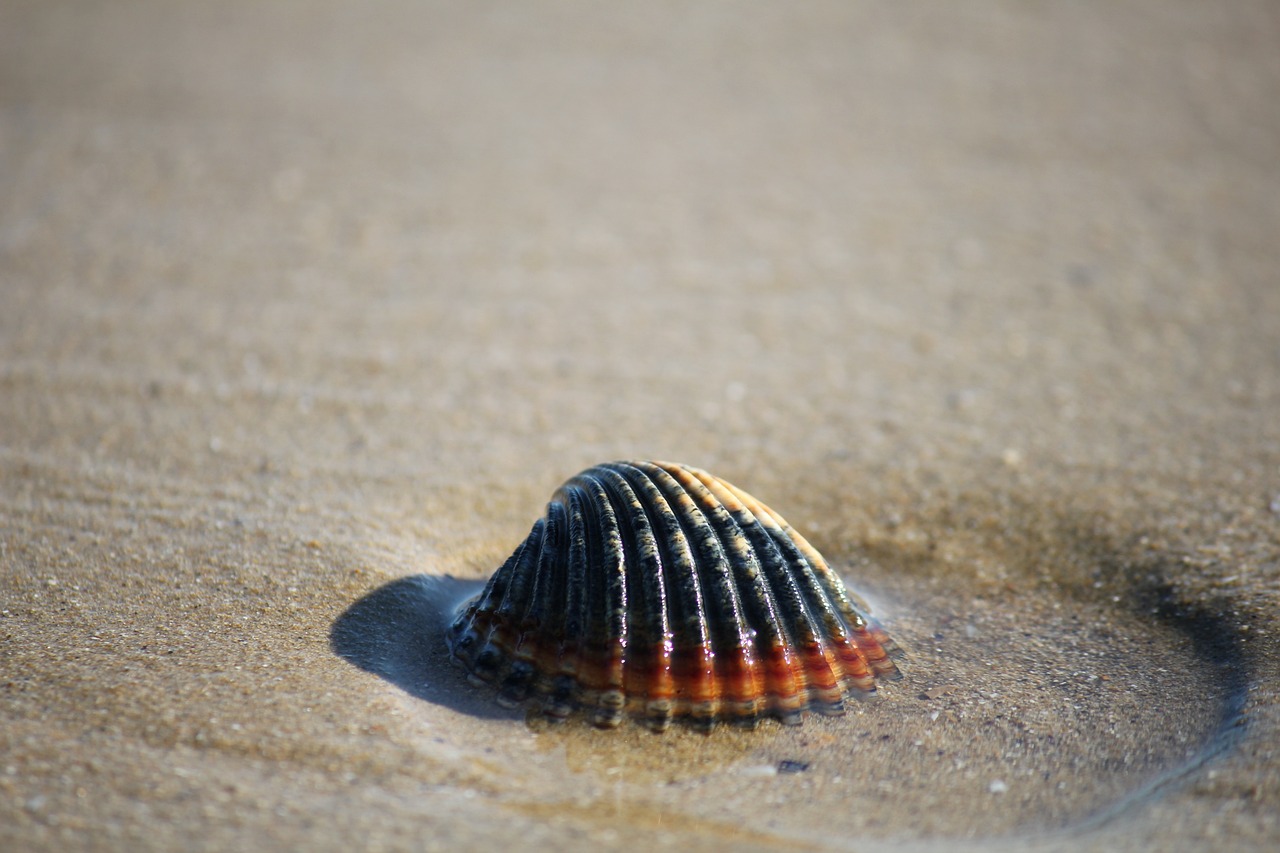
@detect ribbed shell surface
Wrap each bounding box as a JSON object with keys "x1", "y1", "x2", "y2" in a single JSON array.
[{"x1": 446, "y1": 461, "x2": 901, "y2": 730}]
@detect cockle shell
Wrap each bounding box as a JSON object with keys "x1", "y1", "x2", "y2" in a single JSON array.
[{"x1": 447, "y1": 461, "x2": 901, "y2": 731}]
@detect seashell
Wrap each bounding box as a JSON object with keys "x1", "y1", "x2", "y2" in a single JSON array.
[{"x1": 446, "y1": 461, "x2": 902, "y2": 731}]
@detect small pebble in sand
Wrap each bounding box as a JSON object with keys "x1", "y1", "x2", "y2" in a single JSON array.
[
  {"x1": 920, "y1": 684, "x2": 960, "y2": 700},
  {"x1": 989, "y1": 780, "x2": 1009, "y2": 795},
  {"x1": 737, "y1": 764, "x2": 778, "y2": 778}
]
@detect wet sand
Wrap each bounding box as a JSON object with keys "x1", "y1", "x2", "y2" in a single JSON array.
[{"x1": 2, "y1": 1, "x2": 1279, "y2": 850}]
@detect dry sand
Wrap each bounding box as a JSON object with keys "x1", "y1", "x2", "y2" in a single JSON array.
[{"x1": 2, "y1": 1, "x2": 1279, "y2": 850}]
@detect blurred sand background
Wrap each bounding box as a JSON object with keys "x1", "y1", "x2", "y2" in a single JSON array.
[{"x1": 2, "y1": 1, "x2": 1279, "y2": 850}]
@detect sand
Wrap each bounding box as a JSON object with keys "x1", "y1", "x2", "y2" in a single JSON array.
[{"x1": 2, "y1": 1, "x2": 1279, "y2": 850}]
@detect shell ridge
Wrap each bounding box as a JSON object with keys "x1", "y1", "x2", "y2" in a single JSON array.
[
  {"x1": 457, "y1": 518, "x2": 546, "y2": 688},
  {"x1": 735, "y1": 483, "x2": 876, "y2": 627},
  {"x1": 740, "y1": 517, "x2": 844, "y2": 709},
  {"x1": 595, "y1": 466, "x2": 675, "y2": 729},
  {"x1": 526, "y1": 499, "x2": 567, "y2": 640},
  {"x1": 558, "y1": 485, "x2": 589, "y2": 654},
  {"x1": 726, "y1": 492, "x2": 871, "y2": 690},
  {"x1": 765, "y1": 523, "x2": 866, "y2": 706},
  {"x1": 732, "y1": 485, "x2": 900, "y2": 681},
  {"x1": 763, "y1": 523, "x2": 878, "y2": 695},
  {"x1": 542, "y1": 496, "x2": 584, "y2": 715},
  {"x1": 685, "y1": 467, "x2": 834, "y2": 718},
  {"x1": 667, "y1": 464, "x2": 807, "y2": 722},
  {"x1": 625, "y1": 462, "x2": 720, "y2": 725},
  {"x1": 644, "y1": 462, "x2": 764, "y2": 721},
  {"x1": 500, "y1": 503, "x2": 566, "y2": 711},
  {"x1": 556, "y1": 482, "x2": 596, "y2": 710},
  {"x1": 495, "y1": 519, "x2": 545, "y2": 624},
  {"x1": 449, "y1": 540, "x2": 519, "y2": 649},
  {"x1": 571, "y1": 472, "x2": 628, "y2": 726}
]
